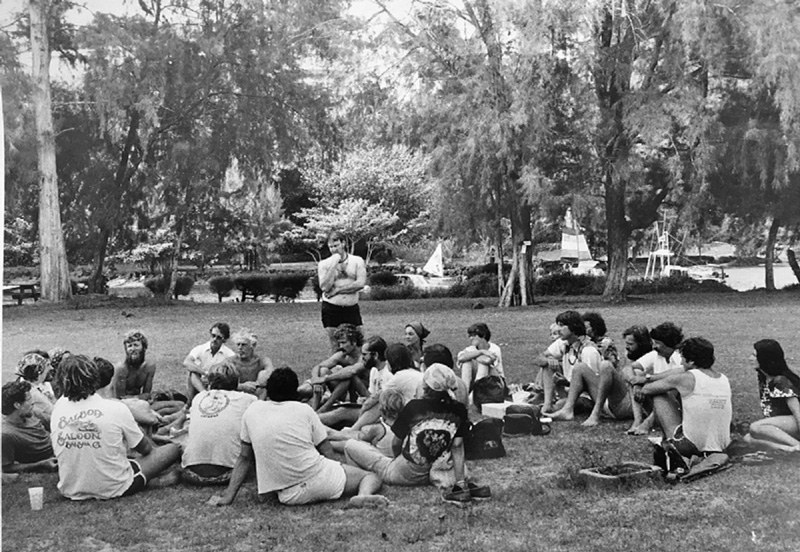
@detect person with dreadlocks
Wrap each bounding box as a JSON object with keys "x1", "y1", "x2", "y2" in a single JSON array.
[
  {"x1": 112, "y1": 330, "x2": 157, "y2": 400},
  {"x1": 50, "y1": 355, "x2": 181, "y2": 500}
]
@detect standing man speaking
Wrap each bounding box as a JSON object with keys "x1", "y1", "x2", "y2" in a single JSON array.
[{"x1": 318, "y1": 231, "x2": 367, "y2": 351}]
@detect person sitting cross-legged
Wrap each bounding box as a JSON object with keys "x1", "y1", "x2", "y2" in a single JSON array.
[
  {"x1": 184, "y1": 322, "x2": 236, "y2": 404},
  {"x1": 2, "y1": 381, "x2": 57, "y2": 475},
  {"x1": 343, "y1": 364, "x2": 491, "y2": 505},
  {"x1": 181, "y1": 362, "x2": 257, "y2": 485},
  {"x1": 229, "y1": 329, "x2": 273, "y2": 399},
  {"x1": 300, "y1": 324, "x2": 366, "y2": 412},
  {"x1": 209, "y1": 367, "x2": 388, "y2": 508},
  {"x1": 636, "y1": 337, "x2": 732, "y2": 457},
  {"x1": 51, "y1": 355, "x2": 181, "y2": 500}
]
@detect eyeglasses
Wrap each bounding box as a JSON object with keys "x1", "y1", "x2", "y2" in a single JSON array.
[{"x1": 211, "y1": 333, "x2": 225, "y2": 340}]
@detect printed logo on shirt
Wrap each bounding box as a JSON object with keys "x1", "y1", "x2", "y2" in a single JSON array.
[
  {"x1": 198, "y1": 392, "x2": 230, "y2": 417},
  {"x1": 56, "y1": 415, "x2": 102, "y2": 449}
]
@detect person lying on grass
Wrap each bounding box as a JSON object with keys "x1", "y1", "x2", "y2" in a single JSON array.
[
  {"x1": 624, "y1": 322, "x2": 684, "y2": 436},
  {"x1": 742, "y1": 339, "x2": 800, "y2": 453},
  {"x1": 184, "y1": 322, "x2": 236, "y2": 404},
  {"x1": 635, "y1": 337, "x2": 732, "y2": 457},
  {"x1": 343, "y1": 363, "x2": 490, "y2": 505},
  {"x1": 181, "y1": 362, "x2": 258, "y2": 485},
  {"x1": 51, "y1": 355, "x2": 181, "y2": 500},
  {"x1": 298, "y1": 324, "x2": 367, "y2": 412},
  {"x1": 2, "y1": 381, "x2": 57, "y2": 474},
  {"x1": 549, "y1": 312, "x2": 632, "y2": 427},
  {"x1": 209, "y1": 366, "x2": 388, "y2": 508},
  {"x1": 457, "y1": 322, "x2": 504, "y2": 391},
  {"x1": 328, "y1": 389, "x2": 405, "y2": 456}
]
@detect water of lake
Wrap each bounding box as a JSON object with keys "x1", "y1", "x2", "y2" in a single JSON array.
[{"x1": 723, "y1": 265, "x2": 797, "y2": 291}]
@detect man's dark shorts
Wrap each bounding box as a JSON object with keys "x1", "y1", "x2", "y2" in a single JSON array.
[
  {"x1": 670, "y1": 425, "x2": 702, "y2": 458},
  {"x1": 321, "y1": 302, "x2": 363, "y2": 328},
  {"x1": 121, "y1": 460, "x2": 147, "y2": 497}
]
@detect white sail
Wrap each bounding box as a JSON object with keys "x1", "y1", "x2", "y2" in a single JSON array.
[
  {"x1": 422, "y1": 244, "x2": 445, "y2": 277},
  {"x1": 560, "y1": 209, "x2": 592, "y2": 261}
]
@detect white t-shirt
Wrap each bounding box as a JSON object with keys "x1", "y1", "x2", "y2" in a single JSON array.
[
  {"x1": 182, "y1": 390, "x2": 257, "y2": 469},
  {"x1": 241, "y1": 401, "x2": 328, "y2": 494},
  {"x1": 185, "y1": 342, "x2": 235, "y2": 372},
  {"x1": 459, "y1": 342, "x2": 505, "y2": 378},
  {"x1": 636, "y1": 350, "x2": 683, "y2": 375},
  {"x1": 368, "y1": 366, "x2": 393, "y2": 397},
  {"x1": 384, "y1": 369, "x2": 424, "y2": 405},
  {"x1": 51, "y1": 394, "x2": 143, "y2": 500}
]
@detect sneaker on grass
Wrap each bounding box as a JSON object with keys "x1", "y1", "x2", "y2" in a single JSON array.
[
  {"x1": 442, "y1": 484, "x2": 471, "y2": 506},
  {"x1": 466, "y1": 480, "x2": 491, "y2": 500}
]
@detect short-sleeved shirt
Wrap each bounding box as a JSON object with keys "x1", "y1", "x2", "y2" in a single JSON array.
[
  {"x1": 51, "y1": 394, "x2": 144, "y2": 500},
  {"x1": 384, "y1": 369, "x2": 424, "y2": 405},
  {"x1": 368, "y1": 366, "x2": 393, "y2": 397},
  {"x1": 185, "y1": 342, "x2": 235, "y2": 373},
  {"x1": 758, "y1": 373, "x2": 800, "y2": 418},
  {"x1": 459, "y1": 342, "x2": 505, "y2": 379},
  {"x1": 182, "y1": 390, "x2": 257, "y2": 469},
  {"x1": 240, "y1": 401, "x2": 328, "y2": 494},
  {"x1": 2, "y1": 418, "x2": 54, "y2": 468},
  {"x1": 636, "y1": 350, "x2": 683, "y2": 375},
  {"x1": 391, "y1": 398, "x2": 469, "y2": 467}
]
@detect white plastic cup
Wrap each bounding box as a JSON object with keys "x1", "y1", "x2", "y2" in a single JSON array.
[{"x1": 28, "y1": 487, "x2": 43, "y2": 511}]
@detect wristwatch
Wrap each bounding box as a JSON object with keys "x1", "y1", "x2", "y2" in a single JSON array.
[{"x1": 645, "y1": 374, "x2": 652, "y2": 381}]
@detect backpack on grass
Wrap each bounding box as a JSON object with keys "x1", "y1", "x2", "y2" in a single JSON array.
[{"x1": 465, "y1": 418, "x2": 506, "y2": 460}]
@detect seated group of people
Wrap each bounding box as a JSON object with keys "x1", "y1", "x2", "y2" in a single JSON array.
[{"x1": 3, "y1": 311, "x2": 798, "y2": 508}]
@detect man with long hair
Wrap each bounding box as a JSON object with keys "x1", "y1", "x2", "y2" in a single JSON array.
[
  {"x1": 51, "y1": 355, "x2": 180, "y2": 500},
  {"x1": 112, "y1": 331, "x2": 157, "y2": 400}
]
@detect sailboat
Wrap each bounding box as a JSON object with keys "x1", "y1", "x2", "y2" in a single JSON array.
[
  {"x1": 398, "y1": 244, "x2": 456, "y2": 290},
  {"x1": 562, "y1": 209, "x2": 604, "y2": 276},
  {"x1": 643, "y1": 221, "x2": 727, "y2": 283}
]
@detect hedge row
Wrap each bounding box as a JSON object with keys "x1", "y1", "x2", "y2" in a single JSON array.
[
  {"x1": 209, "y1": 273, "x2": 311, "y2": 302},
  {"x1": 144, "y1": 275, "x2": 195, "y2": 299}
]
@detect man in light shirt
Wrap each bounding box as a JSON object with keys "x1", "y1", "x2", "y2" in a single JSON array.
[{"x1": 184, "y1": 322, "x2": 236, "y2": 403}]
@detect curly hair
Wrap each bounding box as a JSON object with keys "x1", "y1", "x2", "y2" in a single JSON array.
[
  {"x1": 333, "y1": 323, "x2": 364, "y2": 348},
  {"x1": 364, "y1": 335, "x2": 387, "y2": 361},
  {"x1": 583, "y1": 312, "x2": 607, "y2": 339},
  {"x1": 231, "y1": 329, "x2": 257, "y2": 348},
  {"x1": 123, "y1": 330, "x2": 148, "y2": 350},
  {"x1": 622, "y1": 325, "x2": 652, "y2": 361},
  {"x1": 2, "y1": 381, "x2": 32, "y2": 415},
  {"x1": 555, "y1": 311, "x2": 585, "y2": 337},
  {"x1": 379, "y1": 389, "x2": 405, "y2": 422},
  {"x1": 55, "y1": 355, "x2": 100, "y2": 402},
  {"x1": 649, "y1": 322, "x2": 683, "y2": 349}
]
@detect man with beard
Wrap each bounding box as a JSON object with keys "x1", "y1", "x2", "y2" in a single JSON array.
[
  {"x1": 112, "y1": 331, "x2": 156, "y2": 400},
  {"x1": 2, "y1": 381, "x2": 57, "y2": 474}
]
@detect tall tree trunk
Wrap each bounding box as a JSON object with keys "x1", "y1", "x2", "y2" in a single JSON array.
[
  {"x1": 495, "y1": 222, "x2": 504, "y2": 297},
  {"x1": 602, "y1": 170, "x2": 630, "y2": 302},
  {"x1": 787, "y1": 249, "x2": 800, "y2": 285},
  {"x1": 764, "y1": 217, "x2": 780, "y2": 292},
  {"x1": 499, "y1": 246, "x2": 518, "y2": 307},
  {"x1": 31, "y1": 0, "x2": 71, "y2": 302}
]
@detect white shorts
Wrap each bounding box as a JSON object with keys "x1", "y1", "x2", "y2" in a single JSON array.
[{"x1": 277, "y1": 458, "x2": 346, "y2": 505}]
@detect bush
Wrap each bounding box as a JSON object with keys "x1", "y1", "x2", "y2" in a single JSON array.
[
  {"x1": 626, "y1": 274, "x2": 734, "y2": 295},
  {"x1": 143, "y1": 275, "x2": 194, "y2": 298},
  {"x1": 208, "y1": 275, "x2": 235, "y2": 302},
  {"x1": 534, "y1": 272, "x2": 602, "y2": 296},
  {"x1": 465, "y1": 263, "x2": 510, "y2": 279},
  {"x1": 269, "y1": 273, "x2": 309, "y2": 302},
  {"x1": 366, "y1": 284, "x2": 422, "y2": 301},
  {"x1": 368, "y1": 271, "x2": 399, "y2": 287},
  {"x1": 448, "y1": 273, "x2": 499, "y2": 298},
  {"x1": 233, "y1": 274, "x2": 272, "y2": 301}
]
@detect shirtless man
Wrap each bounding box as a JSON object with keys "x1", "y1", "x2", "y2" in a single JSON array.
[
  {"x1": 307, "y1": 325, "x2": 368, "y2": 412},
  {"x1": 112, "y1": 331, "x2": 156, "y2": 400},
  {"x1": 230, "y1": 329, "x2": 273, "y2": 399},
  {"x1": 318, "y1": 231, "x2": 367, "y2": 352}
]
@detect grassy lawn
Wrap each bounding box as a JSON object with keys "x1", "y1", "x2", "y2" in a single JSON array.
[{"x1": 2, "y1": 292, "x2": 800, "y2": 551}]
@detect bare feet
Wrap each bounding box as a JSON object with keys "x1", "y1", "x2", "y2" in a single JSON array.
[
  {"x1": 581, "y1": 416, "x2": 601, "y2": 427},
  {"x1": 549, "y1": 409, "x2": 574, "y2": 421},
  {"x1": 349, "y1": 494, "x2": 390, "y2": 508}
]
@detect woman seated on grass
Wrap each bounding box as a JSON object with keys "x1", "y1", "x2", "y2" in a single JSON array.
[
  {"x1": 743, "y1": 339, "x2": 800, "y2": 453},
  {"x1": 404, "y1": 322, "x2": 429, "y2": 369}
]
